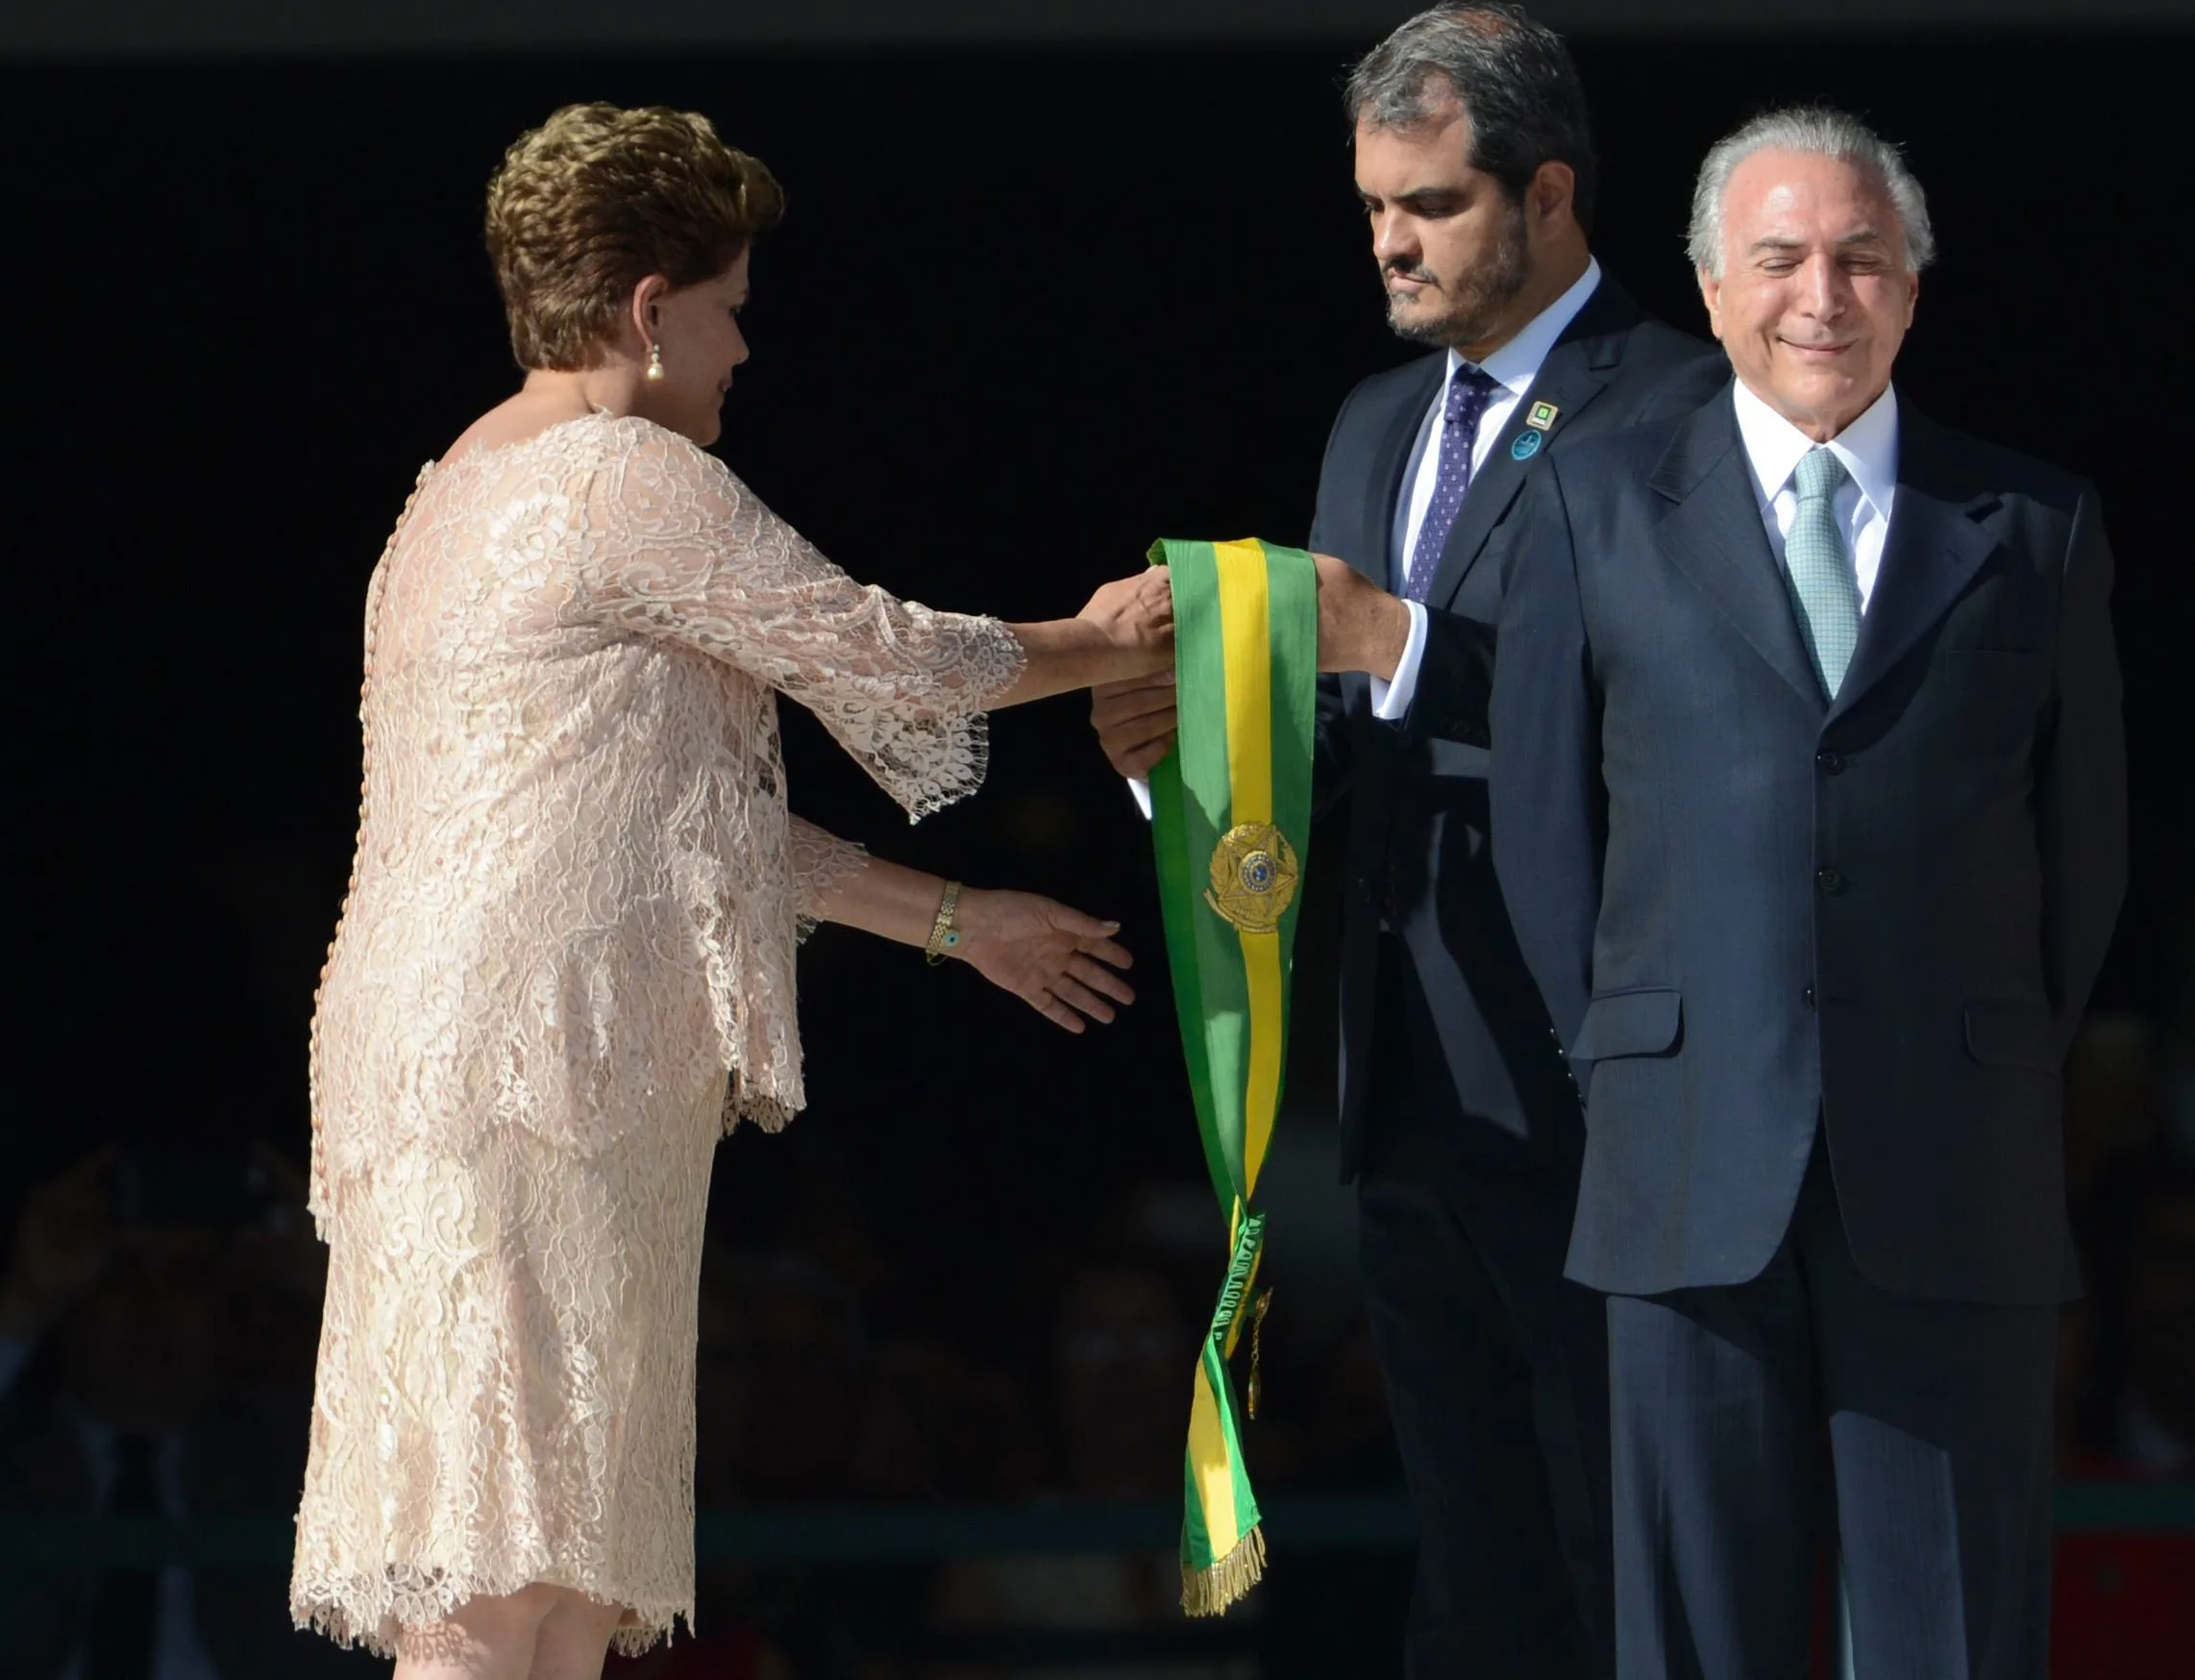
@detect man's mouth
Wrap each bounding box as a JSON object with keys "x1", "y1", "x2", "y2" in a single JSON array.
[{"x1": 1781, "y1": 336, "x2": 1856, "y2": 358}]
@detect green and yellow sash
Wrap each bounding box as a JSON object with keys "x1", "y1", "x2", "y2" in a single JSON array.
[{"x1": 1146, "y1": 537, "x2": 1318, "y2": 1616}]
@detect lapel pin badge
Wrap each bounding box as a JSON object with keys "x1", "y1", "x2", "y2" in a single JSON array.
[
  {"x1": 1526, "y1": 400, "x2": 1561, "y2": 431},
  {"x1": 1511, "y1": 430, "x2": 1544, "y2": 460}
]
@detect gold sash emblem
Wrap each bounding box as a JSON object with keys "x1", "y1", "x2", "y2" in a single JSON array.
[{"x1": 1204, "y1": 823, "x2": 1300, "y2": 934}]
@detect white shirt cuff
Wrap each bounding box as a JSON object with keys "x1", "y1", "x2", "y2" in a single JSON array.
[
  {"x1": 1369, "y1": 601, "x2": 1430, "y2": 722},
  {"x1": 1128, "y1": 778, "x2": 1153, "y2": 821}
]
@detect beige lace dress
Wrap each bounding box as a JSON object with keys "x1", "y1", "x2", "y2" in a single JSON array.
[{"x1": 291, "y1": 411, "x2": 1024, "y2": 1656}]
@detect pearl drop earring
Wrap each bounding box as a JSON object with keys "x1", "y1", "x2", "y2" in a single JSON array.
[{"x1": 646, "y1": 341, "x2": 665, "y2": 382}]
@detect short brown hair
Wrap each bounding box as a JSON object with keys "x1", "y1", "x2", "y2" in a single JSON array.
[{"x1": 484, "y1": 102, "x2": 785, "y2": 372}]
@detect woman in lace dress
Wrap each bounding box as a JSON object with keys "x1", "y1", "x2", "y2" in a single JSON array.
[{"x1": 291, "y1": 103, "x2": 1173, "y2": 1680}]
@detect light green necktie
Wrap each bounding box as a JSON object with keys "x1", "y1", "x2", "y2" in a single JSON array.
[{"x1": 1785, "y1": 446, "x2": 1862, "y2": 699}]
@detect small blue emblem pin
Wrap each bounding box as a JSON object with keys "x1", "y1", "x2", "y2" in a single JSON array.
[{"x1": 1511, "y1": 429, "x2": 1544, "y2": 461}]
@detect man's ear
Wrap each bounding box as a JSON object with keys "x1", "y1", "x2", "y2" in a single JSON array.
[
  {"x1": 1698, "y1": 267, "x2": 1727, "y2": 343},
  {"x1": 1530, "y1": 160, "x2": 1577, "y2": 230}
]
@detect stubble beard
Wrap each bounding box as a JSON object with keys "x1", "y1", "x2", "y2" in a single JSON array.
[{"x1": 1385, "y1": 203, "x2": 1532, "y2": 351}]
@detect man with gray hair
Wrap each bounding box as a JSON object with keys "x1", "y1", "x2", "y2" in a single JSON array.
[
  {"x1": 1492, "y1": 106, "x2": 2125, "y2": 1676},
  {"x1": 1092, "y1": 7, "x2": 1723, "y2": 1673}
]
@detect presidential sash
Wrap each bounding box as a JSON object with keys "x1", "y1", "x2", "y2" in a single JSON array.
[{"x1": 1145, "y1": 537, "x2": 1317, "y2": 1615}]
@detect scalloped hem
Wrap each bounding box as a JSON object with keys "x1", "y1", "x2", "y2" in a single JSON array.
[
  {"x1": 896, "y1": 709, "x2": 994, "y2": 827},
  {"x1": 307, "y1": 1066, "x2": 800, "y2": 1241},
  {"x1": 291, "y1": 1554, "x2": 684, "y2": 1660},
  {"x1": 293, "y1": 1569, "x2": 692, "y2": 1661},
  {"x1": 724, "y1": 1080, "x2": 797, "y2": 1134}
]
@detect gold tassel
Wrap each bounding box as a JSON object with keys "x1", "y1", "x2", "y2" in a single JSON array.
[{"x1": 1179, "y1": 1524, "x2": 1268, "y2": 1618}]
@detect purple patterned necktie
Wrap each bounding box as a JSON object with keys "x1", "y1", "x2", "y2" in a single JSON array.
[{"x1": 1403, "y1": 364, "x2": 1503, "y2": 603}]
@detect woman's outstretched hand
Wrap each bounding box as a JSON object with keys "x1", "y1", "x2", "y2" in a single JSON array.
[
  {"x1": 992, "y1": 566, "x2": 1172, "y2": 707},
  {"x1": 1078, "y1": 566, "x2": 1175, "y2": 679},
  {"x1": 952, "y1": 888, "x2": 1136, "y2": 1033}
]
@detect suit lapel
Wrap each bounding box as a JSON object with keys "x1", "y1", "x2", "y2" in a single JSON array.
[
  {"x1": 1651, "y1": 395, "x2": 1826, "y2": 710},
  {"x1": 1826, "y1": 412, "x2": 2002, "y2": 726},
  {"x1": 1348, "y1": 358, "x2": 1443, "y2": 587},
  {"x1": 1422, "y1": 277, "x2": 1644, "y2": 607},
  {"x1": 1423, "y1": 352, "x2": 1613, "y2": 605},
  {"x1": 1339, "y1": 359, "x2": 1440, "y2": 742}
]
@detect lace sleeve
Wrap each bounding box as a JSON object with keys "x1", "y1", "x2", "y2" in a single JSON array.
[
  {"x1": 577, "y1": 421, "x2": 1026, "y2": 820},
  {"x1": 788, "y1": 815, "x2": 870, "y2": 936}
]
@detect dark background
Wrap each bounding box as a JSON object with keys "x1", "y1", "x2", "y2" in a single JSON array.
[
  {"x1": 13, "y1": 25, "x2": 2195, "y2": 1254},
  {"x1": 6, "y1": 13, "x2": 2194, "y2": 1677}
]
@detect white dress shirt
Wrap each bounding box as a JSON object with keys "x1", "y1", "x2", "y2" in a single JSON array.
[
  {"x1": 1730, "y1": 376, "x2": 1899, "y2": 612},
  {"x1": 1373, "y1": 256, "x2": 1603, "y2": 720},
  {"x1": 1124, "y1": 259, "x2": 1603, "y2": 816}
]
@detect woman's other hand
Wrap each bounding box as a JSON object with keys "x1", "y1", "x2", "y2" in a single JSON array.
[
  {"x1": 952, "y1": 889, "x2": 1136, "y2": 1033},
  {"x1": 1078, "y1": 567, "x2": 1174, "y2": 678}
]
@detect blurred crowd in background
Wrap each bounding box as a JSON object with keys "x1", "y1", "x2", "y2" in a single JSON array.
[
  {"x1": 0, "y1": 1083, "x2": 1398, "y2": 1678},
  {"x1": 2, "y1": 971, "x2": 2190, "y2": 1677}
]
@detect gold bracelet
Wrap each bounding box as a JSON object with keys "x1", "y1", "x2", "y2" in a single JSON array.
[{"x1": 925, "y1": 879, "x2": 964, "y2": 966}]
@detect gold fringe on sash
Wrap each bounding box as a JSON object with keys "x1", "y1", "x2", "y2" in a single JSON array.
[{"x1": 1180, "y1": 1525, "x2": 1268, "y2": 1618}]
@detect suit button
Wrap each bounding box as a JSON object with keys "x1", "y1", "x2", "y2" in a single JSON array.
[
  {"x1": 1816, "y1": 867, "x2": 1844, "y2": 895},
  {"x1": 1803, "y1": 985, "x2": 1816, "y2": 1008},
  {"x1": 1816, "y1": 750, "x2": 1845, "y2": 775}
]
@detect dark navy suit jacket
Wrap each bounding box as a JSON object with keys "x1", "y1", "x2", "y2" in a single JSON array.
[
  {"x1": 1490, "y1": 387, "x2": 2127, "y2": 1304},
  {"x1": 1308, "y1": 274, "x2": 1726, "y2": 1180}
]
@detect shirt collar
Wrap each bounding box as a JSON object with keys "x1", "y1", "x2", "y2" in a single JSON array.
[
  {"x1": 1731, "y1": 375, "x2": 1900, "y2": 524},
  {"x1": 1446, "y1": 255, "x2": 1603, "y2": 402}
]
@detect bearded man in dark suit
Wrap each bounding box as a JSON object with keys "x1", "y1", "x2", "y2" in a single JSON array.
[
  {"x1": 1094, "y1": 9, "x2": 1724, "y2": 1673},
  {"x1": 1492, "y1": 107, "x2": 2125, "y2": 1678}
]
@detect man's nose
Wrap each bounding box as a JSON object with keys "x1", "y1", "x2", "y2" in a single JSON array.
[
  {"x1": 1798, "y1": 253, "x2": 1850, "y2": 317},
  {"x1": 1371, "y1": 210, "x2": 1416, "y2": 266}
]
